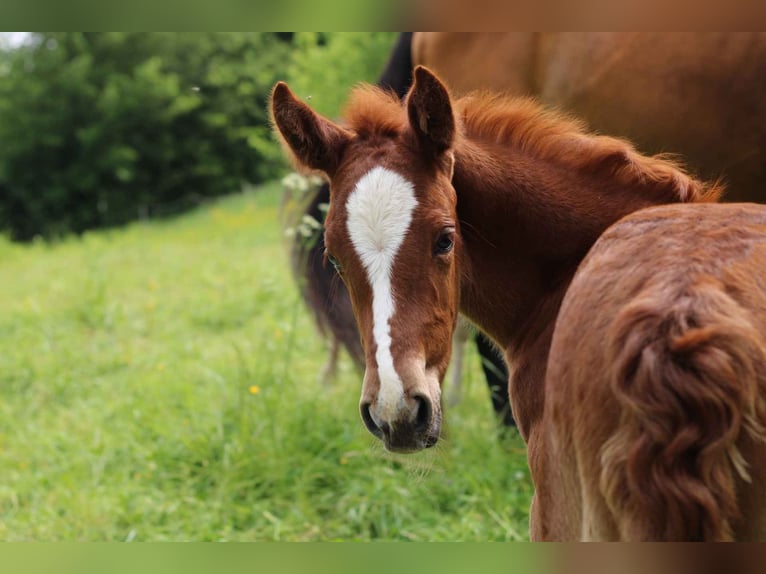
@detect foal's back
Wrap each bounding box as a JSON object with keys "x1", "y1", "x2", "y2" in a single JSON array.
[{"x1": 545, "y1": 203, "x2": 766, "y2": 540}]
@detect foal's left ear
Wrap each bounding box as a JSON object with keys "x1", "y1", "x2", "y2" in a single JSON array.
[
  {"x1": 271, "y1": 82, "x2": 351, "y2": 176},
  {"x1": 406, "y1": 66, "x2": 455, "y2": 157}
]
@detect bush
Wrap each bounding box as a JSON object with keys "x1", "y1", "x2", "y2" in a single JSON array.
[
  {"x1": 285, "y1": 33, "x2": 398, "y2": 118},
  {"x1": 0, "y1": 33, "x2": 291, "y2": 240}
]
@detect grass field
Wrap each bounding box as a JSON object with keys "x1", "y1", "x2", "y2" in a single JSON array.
[{"x1": 0, "y1": 182, "x2": 532, "y2": 541}]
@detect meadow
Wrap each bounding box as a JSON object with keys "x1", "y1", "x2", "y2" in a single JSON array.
[{"x1": 0, "y1": 182, "x2": 532, "y2": 541}]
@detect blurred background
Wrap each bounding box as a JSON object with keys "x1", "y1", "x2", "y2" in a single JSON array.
[
  {"x1": 0, "y1": 33, "x2": 530, "y2": 541},
  {"x1": 0, "y1": 32, "x2": 399, "y2": 240}
]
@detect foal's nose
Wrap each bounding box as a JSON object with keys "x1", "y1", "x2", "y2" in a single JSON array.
[{"x1": 359, "y1": 394, "x2": 438, "y2": 452}]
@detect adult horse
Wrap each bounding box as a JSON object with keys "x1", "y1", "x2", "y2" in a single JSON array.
[
  {"x1": 413, "y1": 33, "x2": 766, "y2": 201},
  {"x1": 272, "y1": 67, "x2": 766, "y2": 540},
  {"x1": 291, "y1": 32, "x2": 766, "y2": 428}
]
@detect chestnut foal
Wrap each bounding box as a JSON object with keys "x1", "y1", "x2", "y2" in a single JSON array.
[{"x1": 272, "y1": 66, "x2": 766, "y2": 540}]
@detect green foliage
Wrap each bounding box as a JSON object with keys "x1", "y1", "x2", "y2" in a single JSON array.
[
  {"x1": 0, "y1": 33, "x2": 291, "y2": 240},
  {"x1": 0, "y1": 183, "x2": 532, "y2": 541},
  {"x1": 286, "y1": 33, "x2": 398, "y2": 118},
  {"x1": 0, "y1": 33, "x2": 400, "y2": 241}
]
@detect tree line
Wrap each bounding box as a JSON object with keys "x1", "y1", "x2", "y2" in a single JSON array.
[{"x1": 0, "y1": 33, "x2": 396, "y2": 240}]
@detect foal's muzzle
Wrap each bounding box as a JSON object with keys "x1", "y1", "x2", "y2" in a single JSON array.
[{"x1": 360, "y1": 394, "x2": 441, "y2": 452}]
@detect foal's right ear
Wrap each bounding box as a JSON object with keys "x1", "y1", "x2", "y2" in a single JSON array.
[
  {"x1": 271, "y1": 82, "x2": 351, "y2": 176},
  {"x1": 406, "y1": 66, "x2": 455, "y2": 158}
]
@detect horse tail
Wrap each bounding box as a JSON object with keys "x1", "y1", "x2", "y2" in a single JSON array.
[{"x1": 601, "y1": 277, "x2": 766, "y2": 540}]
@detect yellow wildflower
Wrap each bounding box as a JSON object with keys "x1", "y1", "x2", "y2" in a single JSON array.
[{"x1": 249, "y1": 385, "x2": 260, "y2": 395}]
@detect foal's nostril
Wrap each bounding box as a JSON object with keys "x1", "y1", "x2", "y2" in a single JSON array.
[
  {"x1": 413, "y1": 395, "x2": 433, "y2": 433},
  {"x1": 360, "y1": 401, "x2": 384, "y2": 439},
  {"x1": 362, "y1": 395, "x2": 435, "y2": 448}
]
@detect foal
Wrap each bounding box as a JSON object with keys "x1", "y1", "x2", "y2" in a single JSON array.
[{"x1": 272, "y1": 66, "x2": 766, "y2": 539}]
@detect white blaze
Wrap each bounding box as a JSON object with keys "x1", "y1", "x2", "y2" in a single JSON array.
[{"x1": 346, "y1": 166, "x2": 417, "y2": 420}]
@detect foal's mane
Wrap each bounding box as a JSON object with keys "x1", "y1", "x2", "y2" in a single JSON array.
[
  {"x1": 342, "y1": 86, "x2": 723, "y2": 204},
  {"x1": 342, "y1": 85, "x2": 408, "y2": 138}
]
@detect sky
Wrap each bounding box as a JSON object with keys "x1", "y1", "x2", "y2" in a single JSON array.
[{"x1": 0, "y1": 32, "x2": 31, "y2": 48}]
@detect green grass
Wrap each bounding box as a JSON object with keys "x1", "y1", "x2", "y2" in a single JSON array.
[{"x1": 0, "y1": 182, "x2": 532, "y2": 541}]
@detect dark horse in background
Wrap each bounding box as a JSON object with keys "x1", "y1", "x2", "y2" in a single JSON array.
[{"x1": 289, "y1": 32, "x2": 766, "y2": 429}]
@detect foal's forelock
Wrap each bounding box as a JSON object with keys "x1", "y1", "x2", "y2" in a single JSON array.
[{"x1": 345, "y1": 166, "x2": 419, "y2": 419}]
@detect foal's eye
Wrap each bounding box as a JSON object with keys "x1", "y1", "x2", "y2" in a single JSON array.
[
  {"x1": 327, "y1": 252, "x2": 343, "y2": 274},
  {"x1": 434, "y1": 228, "x2": 455, "y2": 256}
]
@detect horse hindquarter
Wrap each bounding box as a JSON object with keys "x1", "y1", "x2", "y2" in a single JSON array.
[{"x1": 546, "y1": 204, "x2": 766, "y2": 541}]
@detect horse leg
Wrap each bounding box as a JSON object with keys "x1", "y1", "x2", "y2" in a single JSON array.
[
  {"x1": 579, "y1": 480, "x2": 619, "y2": 540},
  {"x1": 475, "y1": 333, "x2": 515, "y2": 426},
  {"x1": 446, "y1": 316, "x2": 471, "y2": 407},
  {"x1": 527, "y1": 424, "x2": 556, "y2": 540},
  {"x1": 527, "y1": 420, "x2": 584, "y2": 540},
  {"x1": 528, "y1": 457, "x2": 583, "y2": 540},
  {"x1": 318, "y1": 336, "x2": 341, "y2": 386}
]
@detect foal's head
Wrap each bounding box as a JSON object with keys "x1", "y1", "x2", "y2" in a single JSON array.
[{"x1": 272, "y1": 67, "x2": 460, "y2": 452}]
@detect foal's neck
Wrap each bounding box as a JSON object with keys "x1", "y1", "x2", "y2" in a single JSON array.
[
  {"x1": 453, "y1": 135, "x2": 692, "y2": 436},
  {"x1": 454, "y1": 136, "x2": 659, "y2": 346}
]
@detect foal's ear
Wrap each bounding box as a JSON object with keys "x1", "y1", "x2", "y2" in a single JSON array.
[
  {"x1": 406, "y1": 66, "x2": 455, "y2": 157},
  {"x1": 271, "y1": 82, "x2": 351, "y2": 176}
]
